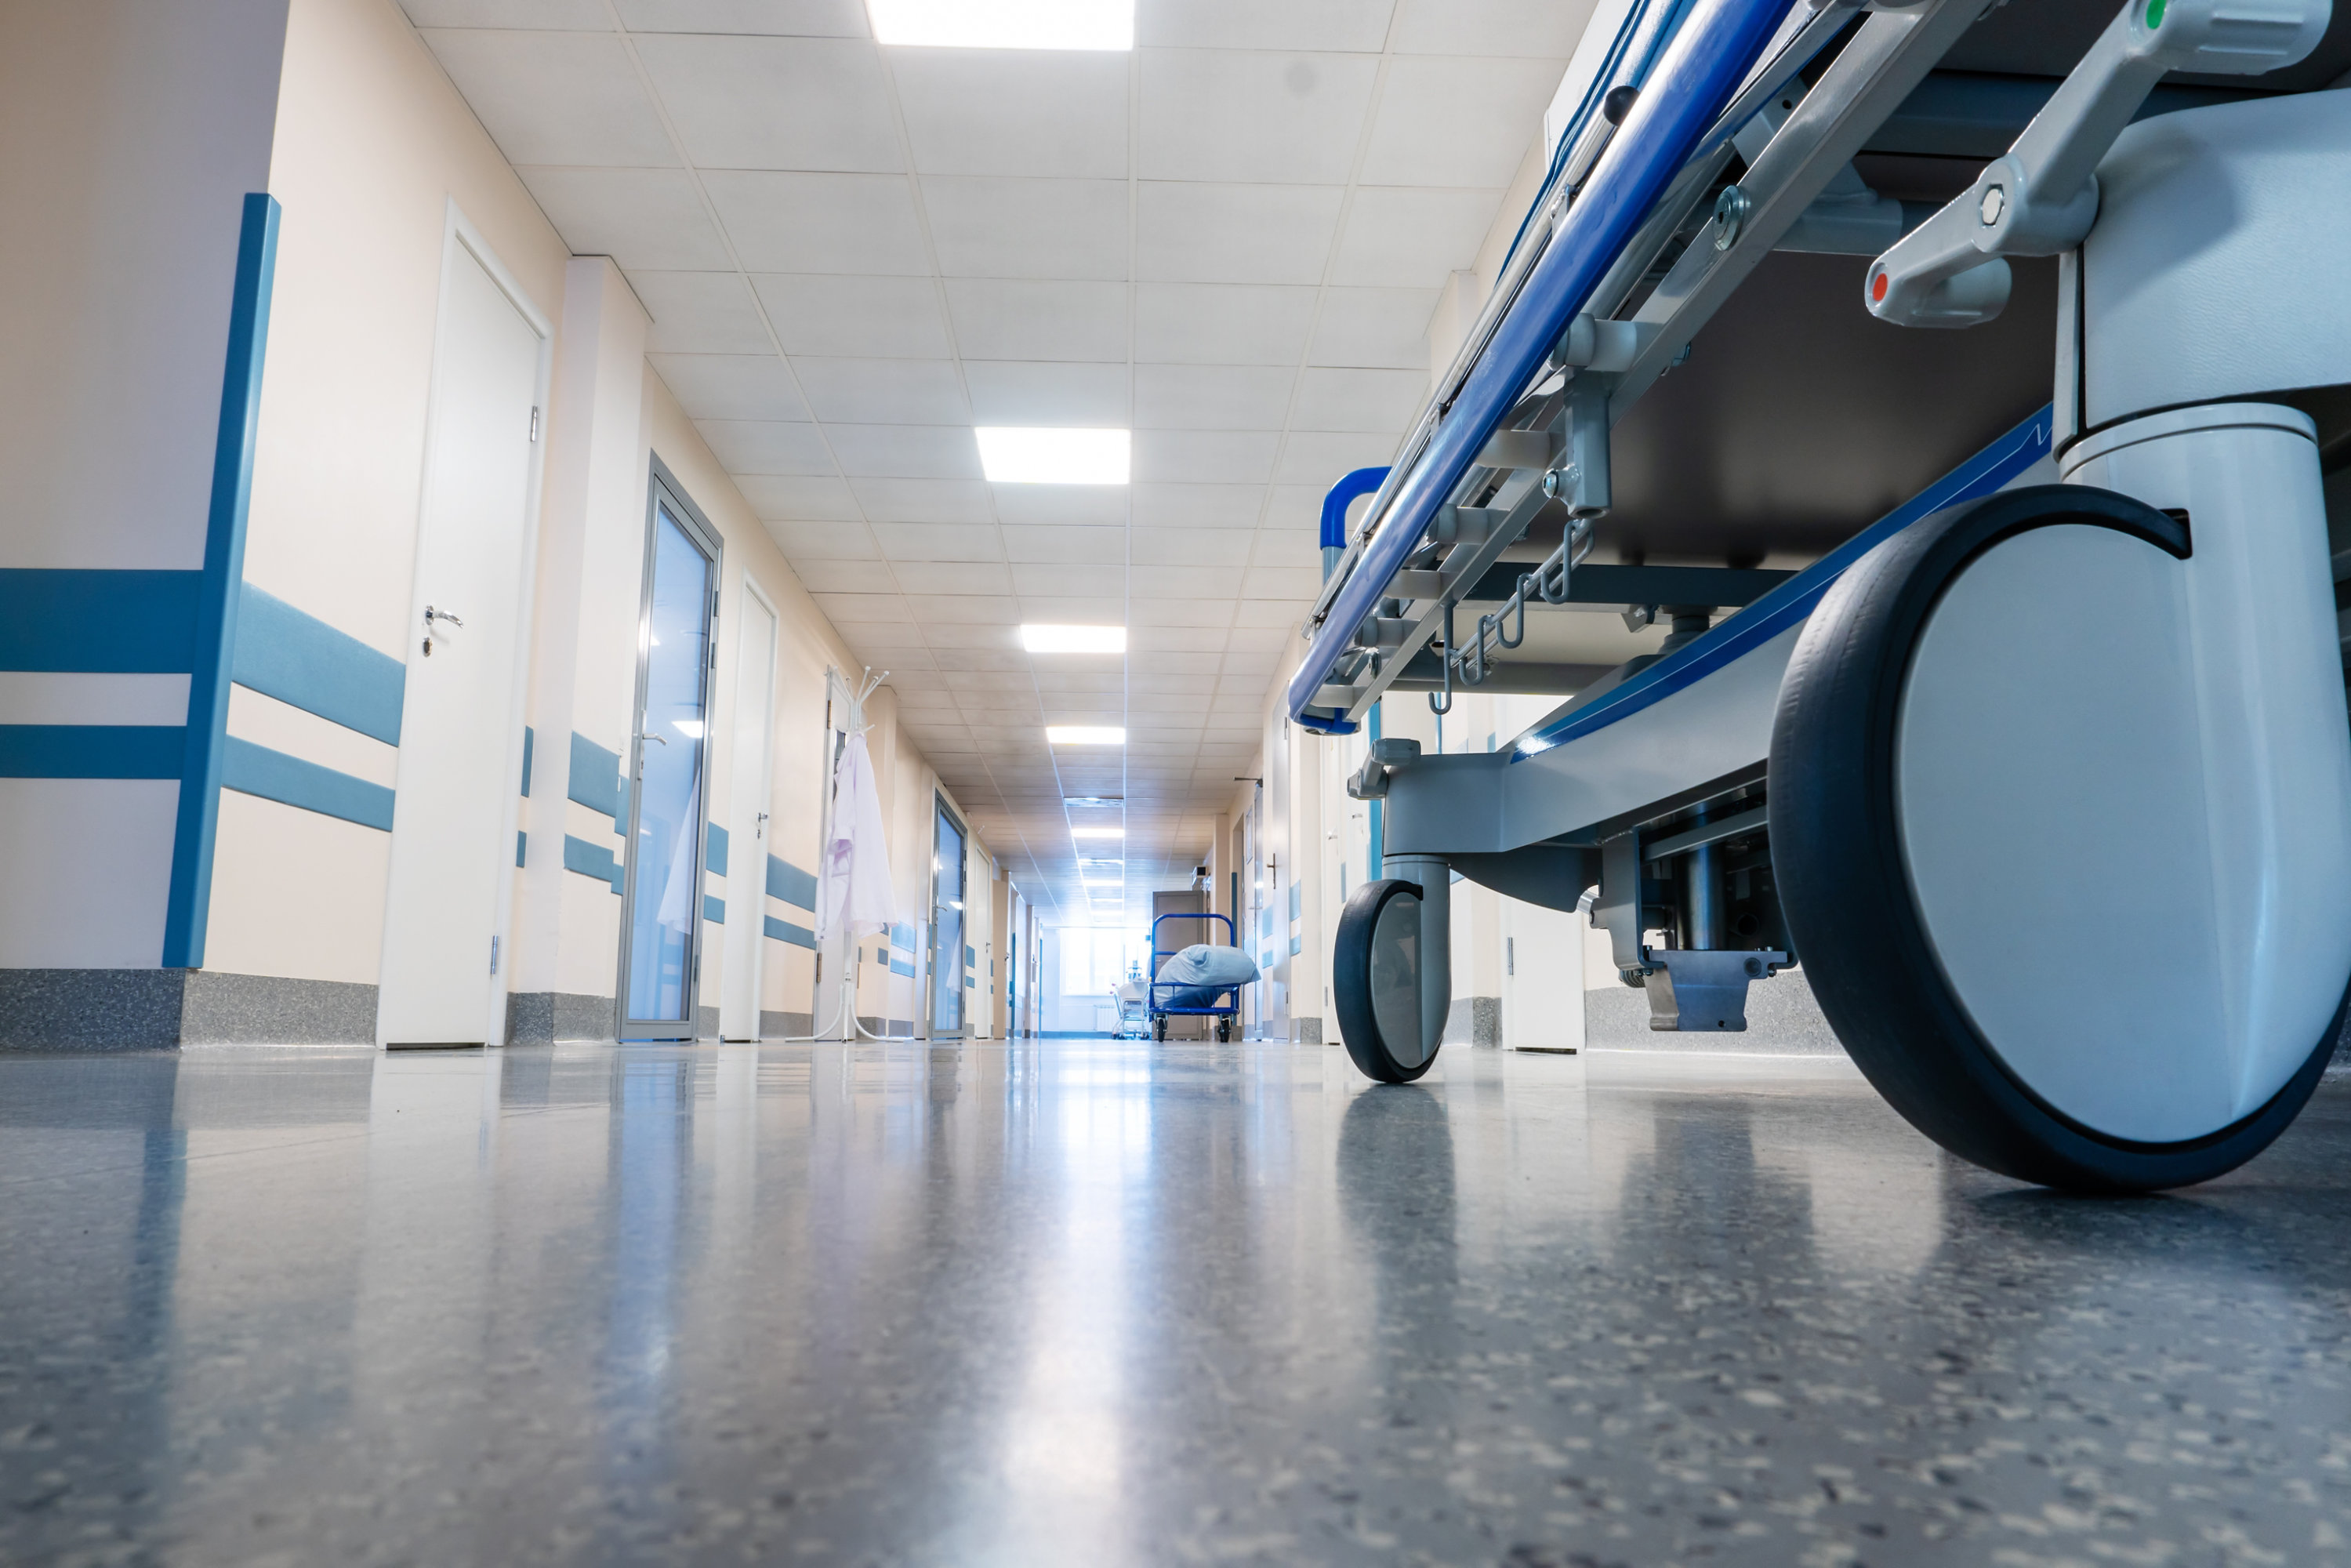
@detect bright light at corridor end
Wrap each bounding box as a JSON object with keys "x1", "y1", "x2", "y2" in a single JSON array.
[
  {"x1": 1021, "y1": 623, "x2": 1125, "y2": 654},
  {"x1": 867, "y1": 0, "x2": 1134, "y2": 49},
  {"x1": 1047, "y1": 726, "x2": 1126, "y2": 746},
  {"x1": 977, "y1": 427, "x2": 1130, "y2": 485},
  {"x1": 1072, "y1": 827, "x2": 1123, "y2": 839}
]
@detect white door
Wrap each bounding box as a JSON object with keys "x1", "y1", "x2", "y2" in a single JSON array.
[
  {"x1": 377, "y1": 229, "x2": 546, "y2": 1047},
  {"x1": 720, "y1": 586, "x2": 778, "y2": 1040},
  {"x1": 1500, "y1": 895, "x2": 1587, "y2": 1052}
]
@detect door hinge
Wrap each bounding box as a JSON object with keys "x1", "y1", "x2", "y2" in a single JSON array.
[
  {"x1": 491, "y1": 935, "x2": 500, "y2": 975},
  {"x1": 529, "y1": 406, "x2": 540, "y2": 442}
]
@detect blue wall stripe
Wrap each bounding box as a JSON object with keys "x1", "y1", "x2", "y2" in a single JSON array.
[
  {"x1": 703, "y1": 893, "x2": 725, "y2": 924},
  {"x1": 563, "y1": 833, "x2": 623, "y2": 892},
  {"x1": 890, "y1": 959, "x2": 916, "y2": 978},
  {"x1": 568, "y1": 732, "x2": 621, "y2": 817},
  {"x1": 0, "y1": 571, "x2": 200, "y2": 673},
  {"x1": 517, "y1": 829, "x2": 527, "y2": 868},
  {"x1": 219, "y1": 737, "x2": 395, "y2": 832},
  {"x1": 520, "y1": 727, "x2": 533, "y2": 795},
  {"x1": 230, "y1": 583, "x2": 405, "y2": 745},
  {"x1": 0, "y1": 725, "x2": 185, "y2": 779},
  {"x1": 766, "y1": 854, "x2": 817, "y2": 909},
  {"x1": 706, "y1": 822, "x2": 728, "y2": 876},
  {"x1": 891, "y1": 921, "x2": 915, "y2": 952},
  {"x1": 763, "y1": 915, "x2": 816, "y2": 949},
  {"x1": 164, "y1": 191, "x2": 280, "y2": 971}
]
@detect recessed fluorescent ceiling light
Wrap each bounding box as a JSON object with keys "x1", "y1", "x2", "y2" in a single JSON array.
[
  {"x1": 868, "y1": 0, "x2": 1133, "y2": 49},
  {"x1": 1072, "y1": 827, "x2": 1124, "y2": 839},
  {"x1": 978, "y1": 427, "x2": 1130, "y2": 485},
  {"x1": 1047, "y1": 726, "x2": 1125, "y2": 746},
  {"x1": 1021, "y1": 623, "x2": 1125, "y2": 654}
]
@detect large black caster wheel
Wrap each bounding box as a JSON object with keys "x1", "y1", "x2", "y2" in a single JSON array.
[
  {"x1": 1151, "y1": 1015, "x2": 1166, "y2": 1043},
  {"x1": 1216, "y1": 1018, "x2": 1232, "y2": 1043},
  {"x1": 1335, "y1": 877, "x2": 1439, "y2": 1083},
  {"x1": 1772, "y1": 481, "x2": 2351, "y2": 1192}
]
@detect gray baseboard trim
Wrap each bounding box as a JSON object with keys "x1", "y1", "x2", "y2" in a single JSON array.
[
  {"x1": 1444, "y1": 995, "x2": 1501, "y2": 1047},
  {"x1": 1291, "y1": 1016, "x2": 1322, "y2": 1044},
  {"x1": 180, "y1": 971, "x2": 376, "y2": 1044},
  {"x1": 1583, "y1": 966, "x2": 1845, "y2": 1055},
  {"x1": 554, "y1": 993, "x2": 616, "y2": 1042},
  {"x1": 0, "y1": 969, "x2": 378, "y2": 1050},
  {"x1": 508, "y1": 992, "x2": 618, "y2": 1044},
  {"x1": 697, "y1": 1005, "x2": 719, "y2": 1039},
  {"x1": 759, "y1": 1011, "x2": 815, "y2": 1038},
  {"x1": 506, "y1": 991, "x2": 555, "y2": 1046}
]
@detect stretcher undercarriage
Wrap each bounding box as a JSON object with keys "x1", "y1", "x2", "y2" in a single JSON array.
[{"x1": 1292, "y1": 0, "x2": 2351, "y2": 1189}]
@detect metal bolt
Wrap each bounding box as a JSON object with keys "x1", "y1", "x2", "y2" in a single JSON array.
[
  {"x1": 1979, "y1": 184, "x2": 2005, "y2": 226},
  {"x1": 1712, "y1": 184, "x2": 1751, "y2": 252}
]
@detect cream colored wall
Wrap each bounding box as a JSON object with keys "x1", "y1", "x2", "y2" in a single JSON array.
[{"x1": 204, "y1": 0, "x2": 573, "y2": 989}]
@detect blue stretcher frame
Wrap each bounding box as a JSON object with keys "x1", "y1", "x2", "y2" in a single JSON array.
[
  {"x1": 1285, "y1": 0, "x2": 1796, "y2": 734},
  {"x1": 1148, "y1": 913, "x2": 1243, "y2": 1018}
]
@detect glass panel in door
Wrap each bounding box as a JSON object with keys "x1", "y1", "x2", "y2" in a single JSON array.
[
  {"x1": 930, "y1": 801, "x2": 966, "y2": 1036},
  {"x1": 622, "y1": 497, "x2": 716, "y2": 1035}
]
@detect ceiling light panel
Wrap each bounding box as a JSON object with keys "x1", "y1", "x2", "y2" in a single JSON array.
[
  {"x1": 869, "y1": 0, "x2": 1134, "y2": 50},
  {"x1": 1047, "y1": 726, "x2": 1126, "y2": 746},
  {"x1": 977, "y1": 427, "x2": 1131, "y2": 485},
  {"x1": 1021, "y1": 623, "x2": 1127, "y2": 654},
  {"x1": 1072, "y1": 827, "x2": 1124, "y2": 839}
]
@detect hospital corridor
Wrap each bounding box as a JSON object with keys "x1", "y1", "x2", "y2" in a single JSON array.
[{"x1": 6, "y1": 0, "x2": 2351, "y2": 1563}]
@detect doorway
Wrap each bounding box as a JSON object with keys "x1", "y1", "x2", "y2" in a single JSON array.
[
  {"x1": 929, "y1": 797, "x2": 967, "y2": 1037},
  {"x1": 376, "y1": 218, "x2": 549, "y2": 1048},
  {"x1": 720, "y1": 583, "x2": 778, "y2": 1041},
  {"x1": 619, "y1": 466, "x2": 721, "y2": 1041}
]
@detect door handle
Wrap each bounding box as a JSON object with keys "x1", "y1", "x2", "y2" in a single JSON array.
[{"x1": 424, "y1": 606, "x2": 464, "y2": 628}]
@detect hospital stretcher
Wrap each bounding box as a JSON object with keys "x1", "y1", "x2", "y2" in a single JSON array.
[{"x1": 1291, "y1": 0, "x2": 2351, "y2": 1189}]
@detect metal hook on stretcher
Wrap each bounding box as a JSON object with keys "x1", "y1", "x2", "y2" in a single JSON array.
[{"x1": 1428, "y1": 601, "x2": 1456, "y2": 715}]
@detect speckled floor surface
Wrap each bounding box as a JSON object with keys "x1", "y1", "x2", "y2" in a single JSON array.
[{"x1": 3, "y1": 1041, "x2": 2348, "y2": 1567}]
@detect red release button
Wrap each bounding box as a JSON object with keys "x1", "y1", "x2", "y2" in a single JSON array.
[{"x1": 1870, "y1": 271, "x2": 1888, "y2": 303}]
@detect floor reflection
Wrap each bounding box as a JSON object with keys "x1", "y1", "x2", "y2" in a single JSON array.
[{"x1": 2, "y1": 1043, "x2": 2347, "y2": 1565}]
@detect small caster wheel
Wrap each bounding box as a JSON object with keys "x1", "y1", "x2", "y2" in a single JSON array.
[
  {"x1": 1772, "y1": 481, "x2": 2351, "y2": 1191},
  {"x1": 1152, "y1": 1015, "x2": 1166, "y2": 1042},
  {"x1": 1334, "y1": 877, "x2": 1439, "y2": 1082},
  {"x1": 1216, "y1": 1018, "x2": 1232, "y2": 1043}
]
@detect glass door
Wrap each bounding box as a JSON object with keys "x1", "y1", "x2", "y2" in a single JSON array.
[
  {"x1": 619, "y1": 470, "x2": 720, "y2": 1040},
  {"x1": 929, "y1": 799, "x2": 967, "y2": 1037}
]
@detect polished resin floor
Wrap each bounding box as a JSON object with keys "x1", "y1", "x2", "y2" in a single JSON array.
[{"x1": 4, "y1": 1041, "x2": 2349, "y2": 1566}]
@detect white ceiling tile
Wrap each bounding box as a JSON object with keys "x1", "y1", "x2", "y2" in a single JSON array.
[
  {"x1": 812, "y1": 592, "x2": 916, "y2": 622},
  {"x1": 1140, "y1": 50, "x2": 1379, "y2": 184},
  {"x1": 1251, "y1": 528, "x2": 1319, "y2": 566},
  {"x1": 871, "y1": 521, "x2": 1003, "y2": 561},
  {"x1": 1290, "y1": 366, "x2": 1424, "y2": 433},
  {"x1": 768, "y1": 517, "x2": 876, "y2": 556},
  {"x1": 1136, "y1": 564, "x2": 1236, "y2": 597},
  {"x1": 909, "y1": 594, "x2": 1021, "y2": 624},
  {"x1": 629, "y1": 270, "x2": 774, "y2": 354},
  {"x1": 1132, "y1": 365, "x2": 1295, "y2": 430},
  {"x1": 896, "y1": 561, "x2": 1014, "y2": 594},
  {"x1": 927, "y1": 623, "x2": 1029, "y2": 650},
  {"x1": 1309, "y1": 286, "x2": 1441, "y2": 369},
  {"x1": 892, "y1": 49, "x2": 1130, "y2": 179},
  {"x1": 824, "y1": 423, "x2": 982, "y2": 478},
  {"x1": 706, "y1": 172, "x2": 930, "y2": 273},
  {"x1": 1018, "y1": 594, "x2": 1122, "y2": 623},
  {"x1": 648, "y1": 354, "x2": 811, "y2": 421},
  {"x1": 1134, "y1": 0, "x2": 1395, "y2": 50},
  {"x1": 793, "y1": 358, "x2": 971, "y2": 424},
  {"x1": 1232, "y1": 597, "x2": 1312, "y2": 627},
  {"x1": 1359, "y1": 56, "x2": 1561, "y2": 188},
  {"x1": 1130, "y1": 598, "x2": 1239, "y2": 627},
  {"x1": 1278, "y1": 430, "x2": 1398, "y2": 484},
  {"x1": 1134, "y1": 284, "x2": 1316, "y2": 365},
  {"x1": 1130, "y1": 483, "x2": 1264, "y2": 528},
  {"x1": 517, "y1": 169, "x2": 732, "y2": 268},
  {"x1": 1390, "y1": 0, "x2": 1592, "y2": 56},
  {"x1": 614, "y1": 0, "x2": 867, "y2": 31},
  {"x1": 1011, "y1": 563, "x2": 1127, "y2": 597},
  {"x1": 743, "y1": 475, "x2": 862, "y2": 521},
  {"x1": 696, "y1": 419, "x2": 836, "y2": 474},
  {"x1": 400, "y1": 0, "x2": 608, "y2": 24},
  {"x1": 850, "y1": 477, "x2": 993, "y2": 521},
  {"x1": 922, "y1": 177, "x2": 1130, "y2": 281},
  {"x1": 636, "y1": 34, "x2": 902, "y2": 173},
  {"x1": 991, "y1": 486, "x2": 1128, "y2": 526},
  {"x1": 792, "y1": 557, "x2": 898, "y2": 593},
  {"x1": 844, "y1": 623, "x2": 935, "y2": 651},
  {"x1": 1225, "y1": 626, "x2": 1290, "y2": 653},
  {"x1": 1135, "y1": 183, "x2": 1343, "y2": 285},
  {"x1": 1133, "y1": 527, "x2": 1251, "y2": 566},
  {"x1": 1133, "y1": 430, "x2": 1279, "y2": 485},
  {"x1": 963, "y1": 361, "x2": 1130, "y2": 425},
  {"x1": 943, "y1": 280, "x2": 1128, "y2": 362},
  {"x1": 1330, "y1": 187, "x2": 1500, "y2": 286},
  {"x1": 1003, "y1": 525, "x2": 1126, "y2": 563},
  {"x1": 1243, "y1": 565, "x2": 1322, "y2": 599},
  {"x1": 419, "y1": 31, "x2": 676, "y2": 167},
  {"x1": 751, "y1": 274, "x2": 953, "y2": 358},
  {"x1": 1263, "y1": 484, "x2": 1327, "y2": 530}
]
